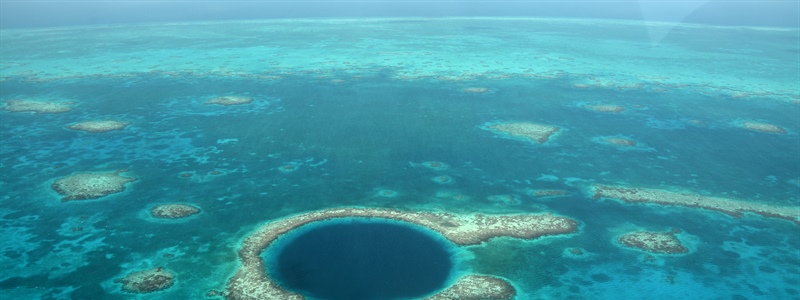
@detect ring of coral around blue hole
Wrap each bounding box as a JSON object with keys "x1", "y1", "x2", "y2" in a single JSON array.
[{"x1": 263, "y1": 218, "x2": 456, "y2": 300}]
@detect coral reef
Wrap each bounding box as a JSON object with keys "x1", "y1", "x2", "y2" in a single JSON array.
[
  {"x1": 741, "y1": 121, "x2": 787, "y2": 134},
  {"x1": 116, "y1": 267, "x2": 175, "y2": 293},
  {"x1": 424, "y1": 275, "x2": 516, "y2": 300},
  {"x1": 463, "y1": 87, "x2": 490, "y2": 93},
  {"x1": 150, "y1": 204, "x2": 201, "y2": 219},
  {"x1": 485, "y1": 122, "x2": 560, "y2": 144},
  {"x1": 205, "y1": 96, "x2": 254, "y2": 106},
  {"x1": 3, "y1": 99, "x2": 74, "y2": 113},
  {"x1": 432, "y1": 175, "x2": 454, "y2": 184},
  {"x1": 51, "y1": 170, "x2": 136, "y2": 202},
  {"x1": 592, "y1": 184, "x2": 800, "y2": 225},
  {"x1": 67, "y1": 120, "x2": 130, "y2": 133},
  {"x1": 617, "y1": 229, "x2": 688, "y2": 254},
  {"x1": 277, "y1": 164, "x2": 299, "y2": 173},
  {"x1": 375, "y1": 189, "x2": 399, "y2": 198},
  {"x1": 584, "y1": 104, "x2": 625, "y2": 113},
  {"x1": 600, "y1": 137, "x2": 637, "y2": 147},
  {"x1": 422, "y1": 161, "x2": 450, "y2": 171},
  {"x1": 530, "y1": 189, "x2": 570, "y2": 198}
]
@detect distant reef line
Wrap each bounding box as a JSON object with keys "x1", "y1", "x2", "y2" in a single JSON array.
[{"x1": 590, "y1": 184, "x2": 800, "y2": 225}]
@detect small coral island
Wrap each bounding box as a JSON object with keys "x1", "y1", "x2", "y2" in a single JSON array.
[
  {"x1": 116, "y1": 267, "x2": 175, "y2": 293},
  {"x1": 51, "y1": 169, "x2": 136, "y2": 202},
  {"x1": 740, "y1": 121, "x2": 787, "y2": 134},
  {"x1": 67, "y1": 120, "x2": 131, "y2": 133},
  {"x1": 150, "y1": 204, "x2": 201, "y2": 219},
  {"x1": 3, "y1": 99, "x2": 75, "y2": 113},
  {"x1": 616, "y1": 229, "x2": 688, "y2": 254},
  {"x1": 223, "y1": 207, "x2": 579, "y2": 300},
  {"x1": 484, "y1": 121, "x2": 561, "y2": 144},
  {"x1": 205, "y1": 96, "x2": 254, "y2": 106}
]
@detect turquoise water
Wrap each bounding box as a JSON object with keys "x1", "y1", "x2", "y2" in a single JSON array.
[{"x1": 0, "y1": 18, "x2": 798, "y2": 299}]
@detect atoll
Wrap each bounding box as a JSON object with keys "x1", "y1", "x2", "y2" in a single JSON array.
[
  {"x1": 424, "y1": 275, "x2": 516, "y2": 300},
  {"x1": 224, "y1": 207, "x2": 578, "y2": 299},
  {"x1": 3, "y1": 99, "x2": 74, "y2": 113},
  {"x1": 741, "y1": 121, "x2": 787, "y2": 134},
  {"x1": 67, "y1": 120, "x2": 130, "y2": 133},
  {"x1": 617, "y1": 229, "x2": 688, "y2": 254},
  {"x1": 205, "y1": 96, "x2": 254, "y2": 106},
  {"x1": 51, "y1": 170, "x2": 136, "y2": 202},
  {"x1": 592, "y1": 184, "x2": 800, "y2": 225},
  {"x1": 116, "y1": 267, "x2": 175, "y2": 293},
  {"x1": 485, "y1": 122, "x2": 560, "y2": 144},
  {"x1": 150, "y1": 204, "x2": 201, "y2": 219}
]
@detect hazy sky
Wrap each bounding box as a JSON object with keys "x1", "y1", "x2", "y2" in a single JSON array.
[{"x1": 0, "y1": 0, "x2": 798, "y2": 29}]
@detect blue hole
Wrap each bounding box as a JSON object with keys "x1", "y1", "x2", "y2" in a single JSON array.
[{"x1": 267, "y1": 219, "x2": 455, "y2": 300}]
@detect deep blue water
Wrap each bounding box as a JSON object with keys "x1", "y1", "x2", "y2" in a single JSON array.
[{"x1": 267, "y1": 219, "x2": 454, "y2": 300}]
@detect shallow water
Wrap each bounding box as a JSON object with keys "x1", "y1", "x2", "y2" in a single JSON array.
[{"x1": 0, "y1": 18, "x2": 798, "y2": 299}]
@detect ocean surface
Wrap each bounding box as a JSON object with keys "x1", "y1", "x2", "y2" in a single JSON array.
[{"x1": 0, "y1": 17, "x2": 798, "y2": 299}]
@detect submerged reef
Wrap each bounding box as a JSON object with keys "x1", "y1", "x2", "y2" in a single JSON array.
[
  {"x1": 592, "y1": 184, "x2": 800, "y2": 225},
  {"x1": 566, "y1": 248, "x2": 585, "y2": 256},
  {"x1": 584, "y1": 104, "x2": 626, "y2": 113},
  {"x1": 487, "y1": 194, "x2": 520, "y2": 205},
  {"x1": 374, "y1": 189, "x2": 399, "y2": 198},
  {"x1": 116, "y1": 267, "x2": 175, "y2": 293},
  {"x1": 205, "y1": 96, "x2": 254, "y2": 106},
  {"x1": 617, "y1": 229, "x2": 688, "y2": 254},
  {"x1": 485, "y1": 121, "x2": 560, "y2": 144},
  {"x1": 224, "y1": 207, "x2": 578, "y2": 299},
  {"x1": 421, "y1": 161, "x2": 450, "y2": 171},
  {"x1": 51, "y1": 169, "x2": 136, "y2": 202},
  {"x1": 431, "y1": 175, "x2": 455, "y2": 184},
  {"x1": 3, "y1": 99, "x2": 74, "y2": 113},
  {"x1": 740, "y1": 121, "x2": 787, "y2": 134},
  {"x1": 462, "y1": 87, "x2": 490, "y2": 93},
  {"x1": 67, "y1": 120, "x2": 131, "y2": 133},
  {"x1": 529, "y1": 189, "x2": 570, "y2": 198},
  {"x1": 150, "y1": 204, "x2": 201, "y2": 219},
  {"x1": 277, "y1": 164, "x2": 299, "y2": 173},
  {"x1": 598, "y1": 137, "x2": 637, "y2": 147}
]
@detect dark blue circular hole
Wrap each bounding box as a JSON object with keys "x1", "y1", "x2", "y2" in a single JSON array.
[{"x1": 266, "y1": 219, "x2": 455, "y2": 300}]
